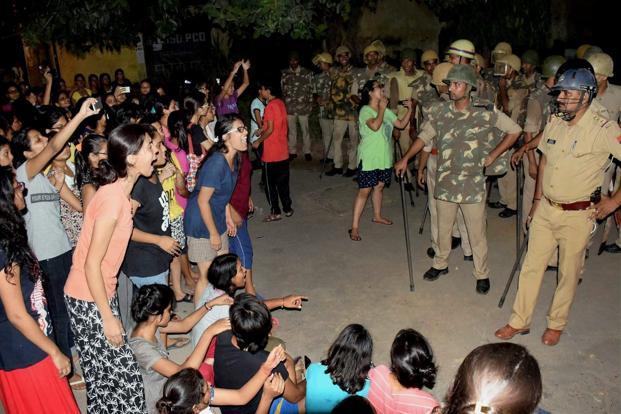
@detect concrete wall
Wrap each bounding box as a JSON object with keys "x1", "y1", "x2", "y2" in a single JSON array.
[{"x1": 356, "y1": 0, "x2": 441, "y2": 59}]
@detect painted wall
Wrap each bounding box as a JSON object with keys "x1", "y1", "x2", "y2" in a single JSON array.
[{"x1": 55, "y1": 42, "x2": 147, "y2": 87}]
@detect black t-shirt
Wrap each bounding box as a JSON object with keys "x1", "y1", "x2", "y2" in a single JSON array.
[
  {"x1": 214, "y1": 331, "x2": 289, "y2": 414},
  {"x1": 190, "y1": 124, "x2": 207, "y2": 156},
  {"x1": 0, "y1": 249, "x2": 50, "y2": 370},
  {"x1": 121, "y1": 176, "x2": 171, "y2": 277}
]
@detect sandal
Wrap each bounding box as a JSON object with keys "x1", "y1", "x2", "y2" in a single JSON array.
[
  {"x1": 263, "y1": 214, "x2": 282, "y2": 222},
  {"x1": 175, "y1": 293, "x2": 194, "y2": 303},
  {"x1": 167, "y1": 337, "x2": 191, "y2": 350},
  {"x1": 348, "y1": 229, "x2": 362, "y2": 241},
  {"x1": 70, "y1": 373, "x2": 86, "y2": 391},
  {"x1": 284, "y1": 209, "x2": 294, "y2": 217},
  {"x1": 372, "y1": 218, "x2": 393, "y2": 225}
]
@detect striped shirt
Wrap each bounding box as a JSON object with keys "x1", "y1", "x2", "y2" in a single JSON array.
[{"x1": 368, "y1": 365, "x2": 439, "y2": 414}]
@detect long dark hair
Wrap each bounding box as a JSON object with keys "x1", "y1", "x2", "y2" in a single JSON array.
[
  {"x1": 131, "y1": 284, "x2": 176, "y2": 323},
  {"x1": 75, "y1": 134, "x2": 107, "y2": 189},
  {"x1": 207, "y1": 253, "x2": 239, "y2": 296},
  {"x1": 443, "y1": 343, "x2": 542, "y2": 414},
  {"x1": 390, "y1": 329, "x2": 437, "y2": 390},
  {"x1": 0, "y1": 166, "x2": 40, "y2": 282},
  {"x1": 322, "y1": 324, "x2": 373, "y2": 394},
  {"x1": 156, "y1": 368, "x2": 205, "y2": 414},
  {"x1": 95, "y1": 123, "x2": 149, "y2": 186},
  {"x1": 167, "y1": 110, "x2": 190, "y2": 154},
  {"x1": 10, "y1": 127, "x2": 36, "y2": 168}
]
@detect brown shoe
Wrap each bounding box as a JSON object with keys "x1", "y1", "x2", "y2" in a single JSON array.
[
  {"x1": 542, "y1": 328, "x2": 562, "y2": 346},
  {"x1": 494, "y1": 324, "x2": 530, "y2": 340}
]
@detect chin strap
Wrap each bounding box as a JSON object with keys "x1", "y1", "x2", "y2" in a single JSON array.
[{"x1": 553, "y1": 90, "x2": 591, "y2": 121}]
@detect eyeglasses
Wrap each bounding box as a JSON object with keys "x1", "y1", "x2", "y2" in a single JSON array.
[
  {"x1": 373, "y1": 83, "x2": 384, "y2": 90},
  {"x1": 96, "y1": 152, "x2": 108, "y2": 156},
  {"x1": 234, "y1": 126, "x2": 248, "y2": 133}
]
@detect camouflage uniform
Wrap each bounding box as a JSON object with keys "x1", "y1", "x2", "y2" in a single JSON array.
[
  {"x1": 281, "y1": 66, "x2": 314, "y2": 155},
  {"x1": 353, "y1": 62, "x2": 397, "y2": 95},
  {"x1": 329, "y1": 64, "x2": 359, "y2": 170},
  {"x1": 410, "y1": 72, "x2": 436, "y2": 126},
  {"x1": 313, "y1": 68, "x2": 335, "y2": 159},
  {"x1": 421, "y1": 95, "x2": 473, "y2": 258},
  {"x1": 498, "y1": 72, "x2": 540, "y2": 212},
  {"x1": 418, "y1": 100, "x2": 521, "y2": 279}
]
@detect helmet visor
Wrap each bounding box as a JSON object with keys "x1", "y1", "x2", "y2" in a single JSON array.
[{"x1": 494, "y1": 62, "x2": 511, "y2": 77}]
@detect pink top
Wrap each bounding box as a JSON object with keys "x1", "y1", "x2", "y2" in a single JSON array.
[
  {"x1": 164, "y1": 126, "x2": 189, "y2": 210},
  {"x1": 64, "y1": 181, "x2": 133, "y2": 301},
  {"x1": 368, "y1": 365, "x2": 439, "y2": 414}
]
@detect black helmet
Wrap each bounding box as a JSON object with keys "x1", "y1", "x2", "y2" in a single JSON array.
[{"x1": 550, "y1": 59, "x2": 597, "y2": 99}]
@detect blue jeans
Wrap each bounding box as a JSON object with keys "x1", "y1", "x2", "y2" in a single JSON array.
[{"x1": 129, "y1": 271, "x2": 169, "y2": 288}]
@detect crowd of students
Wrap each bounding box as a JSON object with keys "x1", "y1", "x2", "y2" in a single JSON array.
[{"x1": 1, "y1": 61, "x2": 546, "y2": 414}]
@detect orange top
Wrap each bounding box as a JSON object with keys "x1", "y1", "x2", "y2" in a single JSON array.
[{"x1": 64, "y1": 181, "x2": 133, "y2": 301}]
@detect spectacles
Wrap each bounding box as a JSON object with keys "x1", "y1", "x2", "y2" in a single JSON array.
[
  {"x1": 96, "y1": 152, "x2": 108, "y2": 156},
  {"x1": 234, "y1": 126, "x2": 248, "y2": 133},
  {"x1": 373, "y1": 83, "x2": 384, "y2": 90}
]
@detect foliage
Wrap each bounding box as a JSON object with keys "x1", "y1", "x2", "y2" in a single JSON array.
[
  {"x1": 199, "y1": 0, "x2": 368, "y2": 40},
  {"x1": 12, "y1": 0, "x2": 183, "y2": 55},
  {"x1": 422, "y1": 0, "x2": 552, "y2": 54}
]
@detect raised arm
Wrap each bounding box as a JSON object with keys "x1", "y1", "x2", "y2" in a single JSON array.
[
  {"x1": 236, "y1": 60, "x2": 251, "y2": 97},
  {"x1": 219, "y1": 61, "x2": 242, "y2": 100},
  {"x1": 42, "y1": 70, "x2": 53, "y2": 106},
  {"x1": 393, "y1": 99, "x2": 413, "y2": 130},
  {"x1": 25, "y1": 98, "x2": 99, "y2": 180}
]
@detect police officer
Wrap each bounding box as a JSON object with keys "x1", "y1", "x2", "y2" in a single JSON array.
[
  {"x1": 587, "y1": 52, "x2": 621, "y2": 253},
  {"x1": 516, "y1": 55, "x2": 566, "y2": 234},
  {"x1": 354, "y1": 40, "x2": 396, "y2": 94},
  {"x1": 416, "y1": 62, "x2": 473, "y2": 261},
  {"x1": 495, "y1": 60, "x2": 621, "y2": 346},
  {"x1": 325, "y1": 45, "x2": 359, "y2": 177},
  {"x1": 281, "y1": 51, "x2": 314, "y2": 160},
  {"x1": 495, "y1": 53, "x2": 527, "y2": 218},
  {"x1": 389, "y1": 48, "x2": 423, "y2": 184},
  {"x1": 312, "y1": 52, "x2": 335, "y2": 163},
  {"x1": 395, "y1": 64, "x2": 521, "y2": 294}
]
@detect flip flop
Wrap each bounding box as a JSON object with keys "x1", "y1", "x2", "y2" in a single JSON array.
[
  {"x1": 372, "y1": 218, "x2": 393, "y2": 225},
  {"x1": 70, "y1": 374, "x2": 86, "y2": 391},
  {"x1": 348, "y1": 229, "x2": 362, "y2": 241},
  {"x1": 167, "y1": 337, "x2": 191, "y2": 350},
  {"x1": 263, "y1": 214, "x2": 282, "y2": 223}
]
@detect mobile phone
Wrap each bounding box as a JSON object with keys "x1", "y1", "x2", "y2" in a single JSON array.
[
  {"x1": 91, "y1": 98, "x2": 103, "y2": 112},
  {"x1": 215, "y1": 78, "x2": 221, "y2": 85},
  {"x1": 119, "y1": 86, "x2": 131, "y2": 94},
  {"x1": 184, "y1": 79, "x2": 192, "y2": 85}
]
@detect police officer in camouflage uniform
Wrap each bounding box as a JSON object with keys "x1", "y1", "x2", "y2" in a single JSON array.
[
  {"x1": 395, "y1": 64, "x2": 521, "y2": 294},
  {"x1": 354, "y1": 40, "x2": 397, "y2": 100},
  {"x1": 313, "y1": 52, "x2": 335, "y2": 163},
  {"x1": 411, "y1": 50, "x2": 439, "y2": 133},
  {"x1": 416, "y1": 62, "x2": 474, "y2": 262},
  {"x1": 325, "y1": 45, "x2": 359, "y2": 177},
  {"x1": 281, "y1": 51, "x2": 314, "y2": 160}
]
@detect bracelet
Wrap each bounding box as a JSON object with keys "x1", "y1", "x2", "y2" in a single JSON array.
[
  {"x1": 204, "y1": 303, "x2": 213, "y2": 312},
  {"x1": 281, "y1": 297, "x2": 285, "y2": 309},
  {"x1": 533, "y1": 198, "x2": 541, "y2": 201}
]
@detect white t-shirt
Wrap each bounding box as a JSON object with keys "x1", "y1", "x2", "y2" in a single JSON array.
[{"x1": 191, "y1": 283, "x2": 230, "y2": 347}]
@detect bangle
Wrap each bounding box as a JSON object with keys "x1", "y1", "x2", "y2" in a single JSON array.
[
  {"x1": 281, "y1": 297, "x2": 285, "y2": 309},
  {"x1": 204, "y1": 303, "x2": 212, "y2": 312},
  {"x1": 533, "y1": 197, "x2": 541, "y2": 201}
]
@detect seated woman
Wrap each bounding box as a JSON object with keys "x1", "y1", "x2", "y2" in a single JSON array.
[
  {"x1": 192, "y1": 253, "x2": 307, "y2": 346},
  {"x1": 368, "y1": 329, "x2": 439, "y2": 414},
  {"x1": 305, "y1": 324, "x2": 373, "y2": 413},
  {"x1": 214, "y1": 294, "x2": 306, "y2": 414},
  {"x1": 440, "y1": 343, "x2": 542, "y2": 414},
  {"x1": 156, "y1": 368, "x2": 286, "y2": 414},
  {"x1": 129, "y1": 284, "x2": 285, "y2": 413}
]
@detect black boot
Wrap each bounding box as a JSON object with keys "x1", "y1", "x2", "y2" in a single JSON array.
[
  {"x1": 451, "y1": 236, "x2": 461, "y2": 249},
  {"x1": 426, "y1": 247, "x2": 435, "y2": 259},
  {"x1": 476, "y1": 278, "x2": 490, "y2": 294},
  {"x1": 325, "y1": 167, "x2": 343, "y2": 176},
  {"x1": 423, "y1": 267, "x2": 448, "y2": 281}
]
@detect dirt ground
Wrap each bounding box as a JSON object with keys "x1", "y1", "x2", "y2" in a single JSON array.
[{"x1": 66, "y1": 157, "x2": 620, "y2": 414}]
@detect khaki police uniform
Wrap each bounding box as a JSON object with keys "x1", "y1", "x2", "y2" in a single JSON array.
[
  {"x1": 313, "y1": 68, "x2": 335, "y2": 158},
  {"x1": 418, "y1": 101, "x2": 521, "y2": 279},
  {"x1": 509, "y1": 105, "x2": 621, "y2": 330}
]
